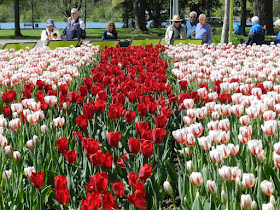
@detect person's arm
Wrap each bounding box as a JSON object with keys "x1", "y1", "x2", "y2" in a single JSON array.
[
  {"x1": 61, "y1": 28, "x2": 66, "y2": 40},
  {"x1": 165, "y1": 27, "x2": 171, "y2": 44},
  {"x1": 80, "y1": 20, "x2": 86, "y2": 39},
  {"x1": 102, "y1": 30, "x2": 107, "y2": 40},
  {"x1": 41, "y1": 30, "x2": 49, "y2": 46},
  {"x1": 275, "y1": 32, "x2": 280, "y2": 41},
  {"x1": 207, "y1": 24, "x2": 212, "y2": 45},
  {"x1": 181, "y1": 27, "x2": 187, "y2": 40}
]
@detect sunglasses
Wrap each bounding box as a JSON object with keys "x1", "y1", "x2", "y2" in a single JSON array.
[
  {"x1": 175, "y1": 21, "x2": 181, "y2": 23},
  {"x1": 71, "y1": 12, "x2": 76, "y2": 15},
  {"x1": 109, "y1": 25, "x2": 114, "y2": 26},
  {"x1": 190, "y1": 16, "x2": 196, "y2": 18}
]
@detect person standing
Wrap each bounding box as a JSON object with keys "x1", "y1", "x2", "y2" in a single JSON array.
[
  {"x1": 102, "y1": 22, "x2": 118, "y2": 40},
  {"x1": 41, "y1": 19, "x2": 60, "y2": 46},
  {"x1": 61, "y1": 8, "x2": 86, "y2": 45},
  {"x1": 185, "y1": 11, "x2": 199, "y2": 39},
  {"x1": 195, "y1": 14, "x2": 212, "y2": 45},
  {"x1": 165, "y1": 15, "x2": 187, "y2": 45}
]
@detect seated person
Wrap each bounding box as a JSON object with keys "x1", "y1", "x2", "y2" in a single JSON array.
[
  {"x1": 195, "y1": 14, "x2": 212, "y2": 45},
  {"x1": 102, "y1": 22, "x2": 118, "y2": 40},
  {"x1": 61, "y1": 8, "x2": 86, "y2": 46},
  {"x1": 185, "y1": 11, "x2": 199, "y2": 39},
  {"x1": 165, "y1": 15, "x2": 187, "y2": 45},
  {"x1": 243, "y1": 16, "x2": 264, "y2": 45},
  {"x1": 269, "y1": 19, "x2": 280, "y2": 45},
  {"x1": 41, "y1": 19, "x2": 60, "y2": 46}
]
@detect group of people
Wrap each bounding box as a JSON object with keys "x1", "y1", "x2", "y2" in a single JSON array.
[
  {"x1": 41, "y1": 8, "x2": 280, "y2": 47},
  {"x1": 165, "y1": 12, "x2": 212, "y2": 45}
]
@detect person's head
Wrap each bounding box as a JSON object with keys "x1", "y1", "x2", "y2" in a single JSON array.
[
  {"x1": 251, "y1": 16, "x2": 259, "y2": 25},
  {"x1": 107, "y1": 22, "x2": 116, "y2": 32},
  {"x1": 199, "y1": 14, "x2": 206, "y2": 26},
  {"x1": 171, "y1": 15, "x2": 182, "y2": 28},
  {"x1": 71, "y1": 8, "x2": 79, "y2": 20},
  {"x1": 189, "y1": 11, "x2": 197, "y2": 23},
  {"x1": 46, "y1": 19, "x2": 54, "y2": 31},
  {"x1": 275, "y1": 19, "x2": 280, "y2": 29}
]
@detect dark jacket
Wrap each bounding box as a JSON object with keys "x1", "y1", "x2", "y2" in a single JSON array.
[
  {"x1": 62, "y1": 17, "x2": 86, "y2": 40},
  {"x1": 244, "y1": 23, "x2": 264, "y2": 45},
  {"x1": 102, "y1": 30, "x2": 118, "y2": 40}
]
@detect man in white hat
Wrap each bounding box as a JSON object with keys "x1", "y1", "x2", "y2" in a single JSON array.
[{"x1": 165, "y1": 15, "x2": 187, "y2": 45}]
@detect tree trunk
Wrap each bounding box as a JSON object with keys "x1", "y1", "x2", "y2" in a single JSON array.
[
  {"x1": 154, "y1": 0, "x2": 159, "y2": 28},
  {"x1": 241, "y1": 0, "x2": 246, "y2": 36},
  {"x1": 133, "y1": 0, "x2": 148, "y2": 32},
  {"x1": 255, "y1": 0, "x2": 273, "y2": 35},
  {"x1": 14, "y1": 0, "x2": 22, "y2": 36},
  {"x1": 221, "y1": 0, "x2": 230, "y2": 43},
  {"x1": 206, "y1": 0, "x2": 211, "y2": 17}
]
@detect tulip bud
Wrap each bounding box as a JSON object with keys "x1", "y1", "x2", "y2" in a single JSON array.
[
  {"x1": 241, "y1": 194, "x2": 252, "y2": 209},
  {"x1": 26, "y1": 140, "x2": 35, "y2": 150},
  {"x1": 41, "y1": 124, "x2": 48, "y2": 133},
  {"x1": 190, "y1": 172, "x2": 203, "y2": 187},
  {"x1": 183, "y1": 147, "x2": 191, "y2": 157},
  {"x1": 163, "y1": 181, "x2": 173, "y2": 196},
  {"x1": 262, "y1": 203, "x2": 275, "y2": 210},
  {"x1": 186, "y1": 160, "x2": 194, "y2": 172},
  {"x1": 242, "y1": 173, "x2": 255, "y2": 188},
  {"x1": 13, "y1": 151, "x2": 21, "y2": 162},
  {"x1": 270, "y1": 195, "x2": 275, "y2": 205},
  {"x1": 251, "y1": 201, "x2": 257, "y2": 210},
  {"x1": 24, "y1": 166, "x2": 35, "y2": 179},
  {"x1": 2, "y1": 169, "x2": 12, "y2": 181},
  {"x1": 4, "y1": 146, "x2": 13, "y2": 158},
  {"x1": 221, "y1": 190, "x2": 227, "y2": 204},
  {"x1": 260, "y1": 180, "x2": 274, "y2": 196},
  {"x1": 33, "y1": 135, "x2": 39, "y2": 145}
]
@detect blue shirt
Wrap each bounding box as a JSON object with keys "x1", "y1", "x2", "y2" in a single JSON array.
[
  {"x1": 102, "y1": 30, "x2": 118, "y2": 40},
  {"x1": 195, "y1": 22, "x2": 212, "y2": 45},
  {"x1": 276, "y1": 31, "x2": 280, "y2": 45},
  {"x1": 185, "y1": 20, "x2": 199, "y2": 38}
]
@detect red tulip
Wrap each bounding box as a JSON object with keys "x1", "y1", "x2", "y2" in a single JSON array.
[
  {"x1": 79, "y1": 85, "x2": 88, "y2": 97},
  {"x1": 85, "y1": 172, "x2": 109, "y2": 193},
  {"x1": 30, "y1": 171, "x2": 45, "y2": 189},
  {"x1": 179, "y1": 80, "x2": 189, "y2": 90},
  {"x1": 2, "y1": 106, "x2": 11, "y2": 117},
  {"x1": 155, "y1": 115, "x2": 168, "y2": 128},
  {"x1": 89, "y1": 149, "x2": 103, "y2": 166},
  {"x1": 116, "y1": 153, "x2": 128, "y2": 169},
  {"x1": 147, "y1": 102, "x2": 157, "y2": 114},
  {"x1": 81, "y1": 192, "x2": 102, "y2": 210},
  {"x1": 138, "y1": 164, "x2": 153, "y2": 182},
  {"x1": 64, "y1": 150, "x2": 77, "y2": 164},
  {"x1": 112, "y1": 181, "x2": 125, "y2": 198},
  {"x1": 54, "y1": 175, "x2": 70, "y2": 205},
  {"x1": 1, "y1": 90, "x2": 16, "y2": 103},
  {"x1": 135, "y1": 121, "x2": 150, "y2": 136},
  {"x1": 94, "y1": 100, "x2": 106, "y2": 112},
  {"x1": 140, "y1": 139, "x2": 154, "y2": 158},
  {"x1": 59, "y1": 84, "x2": 69, "y2": 96},
  {"x1": 137, "y1": 104, "x2": 147, "y2": 116},
  {"x1": 102, "y1": 191, "x2": 119, "y2": 210},
  {"x1": 161, "y1": 107, "x2": 172, "y2": 118},
  {"x1": 108, "y1": 104, "x2": 123, "y2": 120},
  {"x1": 83, "y1": 101, "x2": 95, "y2": 119},
  {"x1": 76, "y1": 115, "x2": 88, "y2": 131},
  {"x1": 128, "y1": 138, "x2": 140, "y2": 154},
  {"x1": 127, "y1": 91, "x2": 138, "y2": 103},
  {"x1": 83, "y1": 77, "x2": 93, "y2": 89},
  {"x1": 57, "y1": 137, "x2": 69, "y2": 154},
  {"x1": 106, "y1": 131, "x2": 121, "y2": 147},
  {"x1": 101, "y1": 152, "x2": 113, "y2": 170},
  {"x1": 128, "y1": 172, "x2": 139, "y2": 186},
  {"x1": 124, "y1": 110, "x2": 135, "y2": 123},
  {"x1": 127, "y1": 182, "x2": 147, "y2": 210},
  {"x1": 84, "y1": 140, "x2": 100, "y2": 157},
  {"x1": 152, "y1": 128, "x2": 166, "y2": 144},
  {"x1": 36, "y1": 80, "x2": 45, "y2": 90}
]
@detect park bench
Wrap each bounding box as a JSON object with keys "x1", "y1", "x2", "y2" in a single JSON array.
[
  {"x1": 47, "y1": 40, "x2": 80, "y2": 50},
  {"x1": 2, "y1": 42, "x2": 37, "y2": 51},
  {"x1": 130, "y1": 38, "x2": 161, "y2": 47},
  {"x1": 23, "y1": 23, "x2": 39, "y2": 28},
  {"x1": 90, "y1": 40, "x2": 120, "y2": 50}
]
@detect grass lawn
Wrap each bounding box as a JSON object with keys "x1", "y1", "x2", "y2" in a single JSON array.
[{"x1": 0, "y1": 27, "x2": 274, "y2": 46}]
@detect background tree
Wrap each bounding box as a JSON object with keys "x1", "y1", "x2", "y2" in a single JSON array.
[
  {"x1": 241, "y1": 0, "x2": 246, "y2": 35},
  {"x1": 221, "y1": 0, "x2": 230, "y2": 43},
  {"x1": 14, "y1": 0, "x2": 22, "y2": 36},
  {"x1": 112, "y1": 0, "x2": 133, "y2": 28},
  {"x1": 180, "y1": 0, "x2": 222, "y2": 16},
  {"x1": 146, "y1": 0, "x2": 169, "y2": 28},
  {"x1": 254, "y1": 0, "x2": 273, "y2": 35},
  {"x1": 132, "y1": 0, "x2": 148, "y2": 31},
  {"x1": 54, "y1": 0, "x2": 83, "y2": 18}
]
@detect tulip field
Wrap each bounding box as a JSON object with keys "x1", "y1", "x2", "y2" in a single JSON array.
[{"x1": 0, "y1": 42, "x2": 280, "y2": 210}]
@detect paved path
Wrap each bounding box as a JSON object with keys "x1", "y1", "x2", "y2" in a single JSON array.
[{"x1": 0, "y1": 39, "x2": 91, "y2": 48}]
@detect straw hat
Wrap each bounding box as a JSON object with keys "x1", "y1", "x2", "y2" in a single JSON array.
[{"x1": 171, "y1": 15, "x2": 183, "y2": 22}]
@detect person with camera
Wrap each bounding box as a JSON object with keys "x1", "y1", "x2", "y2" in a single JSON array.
[
  {"x1": 102, "y1": 22, "x2": 118, "y2": 40},
  {"x1": 61, "y1": 8, "x2": 86, "y2": 46},
  {"x1": 41, "y1": 19, "x2": 61, "y2": 46}
]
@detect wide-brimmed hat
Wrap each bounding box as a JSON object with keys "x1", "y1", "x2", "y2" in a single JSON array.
[
  {"x1": 46, "y1": 19, "x2": 54, "y2": 27},
  {"x1": 171, "y1": 15, "x2": 183, "y2": 22}
]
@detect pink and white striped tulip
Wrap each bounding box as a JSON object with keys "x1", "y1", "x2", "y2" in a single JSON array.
[
  {"x1": 208, "y1": 130, "x2": 221, "y2": 144},
  {"x1": 198, "y1": 87, "x2": 208, "y2": 99},
  {"x1": 53, "y1": 117, "x2": 65, "y2": 127},
  {"x1": 24, "y1": 166, "x2": 35, "y2": 179},
  {"x1": 242, "y1": 173, "x2": 255, "y2": 188},
  {"x1": 4, "y1": 145, "x2": 13, "y2": 158},
  {"x1": 209, "y1": 148, "x2": 223, "y2": 163},
  {"x1": 196, "y1": 107, "x2": 207, "y2": 119},
  {"x1": 207, "y1": 121, "x2": 219, "y2": 131},
  {"x1": 248, "y1": 140, "x2": 262, "y2": 156},
  {"x1": 218, "y1": 166, "x2": 232, "y2": 181},
  {"x1": 44, "y1": 95, "x2": 57, "y2": 106},
  {"x1": 228, "y1": 143, "x2": 239, "y2": 156},
  {"x1": 262, "y1": 203, "x2": 275, "y2": 210},
  {"x1": 263, "y1": 110, "x2": 276, "y2": 121},
  {"x1": 0, "y1": 135, "x2": 7, "y2": 147},
  {"x1": 239, "y1": 125, "x2": 252, "y2": 139},
  {"x1": 257, "y1": 150, "x2": 266, "y2": 162},
  {"x1": 273, "y1": 142, "x2": 280, "y2": 155},
  {"x1": 2, "y1": 169, "x2": 12, "y2": 181},
  {"x1": 208, "y1": 92, "x2": 218, "y2": 101},
  {"x1": 183, "y1": 99, "x2": 194, "y2": 109},
  {"x1": 240, "y1": 194, "x2": 252, "y2": 209},
  {"x1": 186, "y1": 160, "x2": 194, "y2": 172},
  {"x1": 9, "y1": 118, "x2": 21, "y2": 131},
  {"x1": 239, "y1": 115, "x2": 250, "y2": 126},
  {"x1": 219, "y1": 119, "x2": 230, "y2": 131},
  {"x1": 13, "y1": 151, "x2": 21, "y2": 161},
  {"x1": 198, "y1": 136, "x2": 211, "y2": 150},
  {"x1": 260, "y1": 180, "x2": 274, "y2": 196},
  {"x1": 183, "y1": 116, "x2": 196, "y2": 126},
  {"x1": 231, "y1": 104, "x2": 244, "y2": 116},
  {"x1": 230, "y1": 167, "x2": 242, "y2": 180},
  {"x1": 220, "y1": 131, "x2": 230, "y2": 143},
  {"x1": 206, "y1": 180, "x2": 217, "y2": 194},
  {"x1": 0, "y1": 115, "x2": 7, "y2": 128},
  {"x1": 190, "y1": 172, "x2": 203, "y2": 187},
  {"x1": 211, "y1": 111, "x2": 220, "y2": 120},
  {"x1": 217, "y1": 144, "x2": 230, "y2": 159},
  {"x1": 261, "y1": 120, "x2": 277, "y2": 136}
]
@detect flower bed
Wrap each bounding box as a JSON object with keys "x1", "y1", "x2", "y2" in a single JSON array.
[{"x1": 0, "y1": 43, "x2": 280, "y2": 209}]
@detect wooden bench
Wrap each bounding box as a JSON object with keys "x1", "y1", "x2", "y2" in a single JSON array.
[{"x1": 24, "y1": 23, "x2": 33, "y2": 28}]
